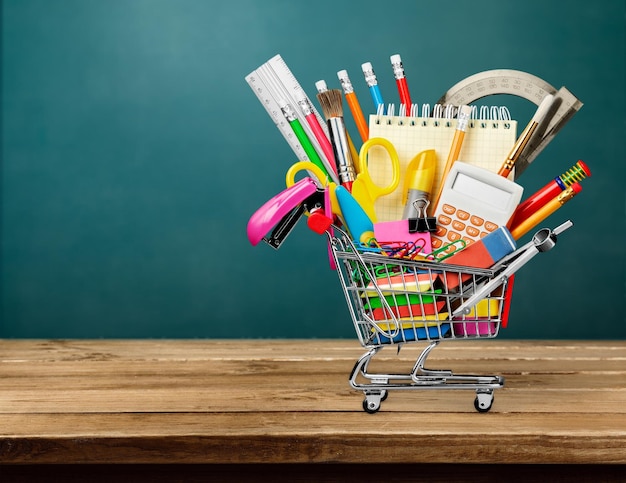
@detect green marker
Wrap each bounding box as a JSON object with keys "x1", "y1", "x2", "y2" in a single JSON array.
[{"x1": 279, "y1": 100, "x2": 330, "y2": 179}]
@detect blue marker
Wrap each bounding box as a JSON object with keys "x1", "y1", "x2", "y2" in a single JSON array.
[{"x1": 361, "y1": 62, "x2": 385, "y2": 115}]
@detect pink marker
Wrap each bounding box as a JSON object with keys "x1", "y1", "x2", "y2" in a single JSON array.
[{"x1": 295, "y1": 90, "x2": 338, "y2": 180}]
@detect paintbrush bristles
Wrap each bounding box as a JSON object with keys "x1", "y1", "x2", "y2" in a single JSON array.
[{"x1": 316, "y1": 89, "x2": 344, "y2": 120}]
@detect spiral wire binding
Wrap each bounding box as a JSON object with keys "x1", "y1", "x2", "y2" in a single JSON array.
[{"x1": 373, "y1": 103, "x2": 513, "y2": 126}]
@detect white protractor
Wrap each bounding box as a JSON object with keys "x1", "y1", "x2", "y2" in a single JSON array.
[
  {"x1": 245, "y1": 55, "x2": 334, "y2": 177},
  {"x1": 436, "y1": 69, "x2": 583, "y2": 178}
]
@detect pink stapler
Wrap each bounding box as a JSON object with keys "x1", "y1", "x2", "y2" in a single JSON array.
[{"x1": 247, "y1": 177, "x2": 320, "y2": 249}]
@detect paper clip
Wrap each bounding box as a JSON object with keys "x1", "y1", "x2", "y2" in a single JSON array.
[
  {"x1": 375, "y1": 238, "x2": 428, "y2": 260},
  {"x1": 426, "y1": 239, "x2": 467, "y2": 262},
  {"x1": 353, "y1": 238, "x2": 385, "y2": 254},
  {"x1": 395, "y1": 239, "x2": 427, "y2": 260}
]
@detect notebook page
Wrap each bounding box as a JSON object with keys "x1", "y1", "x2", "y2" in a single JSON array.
[{"x1": 367, "y1": 115, "x2": 517, "y2": 222}]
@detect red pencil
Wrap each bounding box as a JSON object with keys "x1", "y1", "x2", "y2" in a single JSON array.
[{"x1": 390, "y1": 54, "x2": 412, "y2": 113}]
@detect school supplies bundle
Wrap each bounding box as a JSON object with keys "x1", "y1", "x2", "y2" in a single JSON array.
[{"x1": 245, "y1": 54, "x2": 590, "y2": 413}]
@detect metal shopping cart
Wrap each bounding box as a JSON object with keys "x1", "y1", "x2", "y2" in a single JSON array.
[{"x1": 328, "y1": 220, "x2": 573, "y2": 413}]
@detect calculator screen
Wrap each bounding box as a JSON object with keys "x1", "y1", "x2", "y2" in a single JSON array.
[{"x1": 452, "y1": 172, "x2": 511, "y2": 207}]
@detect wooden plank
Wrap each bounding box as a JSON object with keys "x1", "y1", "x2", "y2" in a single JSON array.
[
  {"x1": 2, "y1": 358, "x2": 625, "y2": 380},
  {"x1": 2, "y1": 463, "x2": 625, "y2": 483},
  {"x1": 1, "y1": 387, "x2": 624, "y2": 414},
  {"x1": 2, "y1": 339, "x2": 625, "y2": 361},
  {"x1": 1, "y1": 339, "x2": 625, "y2": 465},
  {"x1": 1, "y1": 365, "x2": 625, "y2": 414},
  {"x1": 1, "y1": 412, "x2": 625, "y2": 464},
  {"x1": 2, "y1": 363, "x2": 625, "y2": 390}
]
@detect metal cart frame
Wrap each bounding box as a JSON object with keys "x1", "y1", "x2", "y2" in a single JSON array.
[{"x1": 328, "y1": 221, "x2": 572, "y2": 413}]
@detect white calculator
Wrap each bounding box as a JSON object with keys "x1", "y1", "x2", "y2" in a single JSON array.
[{"x1": 431, "y1": 163, "x2": 523, "y2": 250}]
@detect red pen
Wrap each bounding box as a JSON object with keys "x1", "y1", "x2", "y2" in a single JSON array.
[{"x1": 390, "y1": 54, "x2": 412, "y2": 114}]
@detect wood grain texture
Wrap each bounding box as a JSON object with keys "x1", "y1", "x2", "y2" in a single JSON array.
[{"x1": 1, "y1": 339, "x2": 625, "y2": 465}]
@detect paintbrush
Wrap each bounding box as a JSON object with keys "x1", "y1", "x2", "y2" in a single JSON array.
[{"x1": 316, "y1": 89, "x2": 357, "y2": 192}]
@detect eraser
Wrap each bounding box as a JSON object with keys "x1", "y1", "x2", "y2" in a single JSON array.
[
  {"x1": 315, "y1": 80, "x2": 327, "y2": 92},
  {"x1": 479, "y1": 226, "x2": 516, "y2": 261},
  {"x1": 440, "y1": 227, "x2": 516, "y2": 289},
  {"x1": 444, "y1": 227, "x2": 515, "y2": 268}
]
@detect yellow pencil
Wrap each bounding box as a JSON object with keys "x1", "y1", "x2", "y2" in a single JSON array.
[{"x1": 431, "y1": 105, "x2": 472, "y2": 212}]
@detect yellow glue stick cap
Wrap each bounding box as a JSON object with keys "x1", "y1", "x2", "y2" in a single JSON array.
[{"x1": 402, "y1": 149, "x2": 437, "y2": 205}]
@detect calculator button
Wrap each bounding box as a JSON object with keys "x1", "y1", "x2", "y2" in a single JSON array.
[
  {"x1": 445, "y1": 244, "x2": 457, "y2": 254},
  {"x1": 466, "y1": 226, "x2": 480, "y2": 237},
  {"x1": 438, "y1": 214, "x2": 452, "y2": 225},
  {"x1": 457, "y1": 210, "x2": 470, "y2": 221},
  {"x1": 485, "y1": 221, "x2": 498, "y2": 232},
  {"x1": 431, "y1": 238, "x2": 442, "y2": 248},
  {"x1": 452, "y1": 220, "x2": 466, "y2": 231},
  {"x1": 470, "y1": 215, "x2": 484, "y2": 226},
  {"x1": 442, "y1": 204, "x2": 456, "y2": 215},
  {"x1": 462, "y1": 237, "x2": 474, "y2": 245},
  {"x1": 435, "y1": 225, "x2": 447, "y2": 237},
  {"x1": 447, "y1": 231, "x2": 461, "y2": 242},
  {"x1": 480, "y1": 232, "x2": 489, "y2": 238}
]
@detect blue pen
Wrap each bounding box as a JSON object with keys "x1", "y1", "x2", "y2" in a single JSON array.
[{"x1": 361, "y1": 62, "x2": 385, "y2": 115}]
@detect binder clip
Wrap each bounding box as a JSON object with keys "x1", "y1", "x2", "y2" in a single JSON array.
[{"x1": 408, "y1": 199, "x2": 437, "y2": 233}]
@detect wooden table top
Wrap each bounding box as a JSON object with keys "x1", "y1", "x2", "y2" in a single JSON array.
[{"x1": 1, "y1": 339, "x2": 625, "y2": 466}]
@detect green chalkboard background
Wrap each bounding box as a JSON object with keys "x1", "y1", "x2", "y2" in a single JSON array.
[{"x1": 2, "y1": 0, "x2": 624, "y2": 339}]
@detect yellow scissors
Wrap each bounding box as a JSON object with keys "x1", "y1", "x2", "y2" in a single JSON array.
[{"x1": 351, "y1": 137, "x2": 401, "y2": 223}]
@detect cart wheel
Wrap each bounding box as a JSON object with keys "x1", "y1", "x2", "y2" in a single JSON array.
[
  {"x1": 474, "y1": 391, "x2": 494, "y2": 413},
  {"x1": 363, "y1": 398, "x2": 381, "y2": 414}
]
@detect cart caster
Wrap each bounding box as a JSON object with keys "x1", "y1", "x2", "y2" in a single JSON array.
[
  {"x1": 474, "y1": 390, "x2": 494, "y2": 413},
  {"x1": 362, "y1": 391, "x2": 387, "y2": 414}
]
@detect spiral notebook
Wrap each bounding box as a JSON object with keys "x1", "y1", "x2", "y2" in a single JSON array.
[{"x1": 367, "y1": 104, "x2": 517, "y2": 223}]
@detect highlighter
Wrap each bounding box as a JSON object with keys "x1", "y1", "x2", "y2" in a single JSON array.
[{"x1": 402, "y1": 149, "x2": 437, "y2": 219}]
